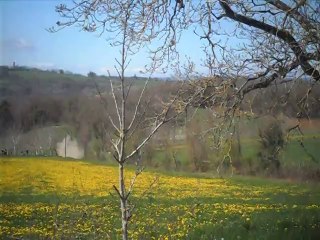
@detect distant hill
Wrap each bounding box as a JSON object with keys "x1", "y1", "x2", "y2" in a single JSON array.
[{"x1": 0, "y1": 65, "x2": 164, "y2": 100}]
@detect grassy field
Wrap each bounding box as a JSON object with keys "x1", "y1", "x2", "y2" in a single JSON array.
[
  {"x1": 1, "y1": 157, "x2": 320, "y2": 239},
  {"x1": 147, "y1": 135, "x2": 320, "y2": 174}
]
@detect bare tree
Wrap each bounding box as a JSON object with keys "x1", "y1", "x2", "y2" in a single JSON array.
[
  {"x1": 194, "y1": 1, "x2": 320, "y2": 171},
  {"x1": 50, "y1": 1, "x2": 189, "y2": 239},
  {"x1": 180, "y1": 1, "x2": 320, "y2": 174},
  {"x1": 8, "y1": 123, "x2": 22, "y2": 156},
  {"x1": 196, "y1": 0, "x2": 320, "y2": 104}
]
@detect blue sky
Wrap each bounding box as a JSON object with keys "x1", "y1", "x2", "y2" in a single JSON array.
[{"x1": 0, "y1": 0, "x2": 229, "y2": 77}]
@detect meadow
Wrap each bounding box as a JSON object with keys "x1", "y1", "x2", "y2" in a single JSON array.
[{"x1": 0, "y1": 157, "x2": 320, "y2": 239}]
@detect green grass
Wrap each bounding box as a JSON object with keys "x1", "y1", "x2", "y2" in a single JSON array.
[
  {"x1": 1, "y1": 157, "x2": 320, "y2": 239},
  {"x1": 149, "y1": 135, "x2": 320, "y2": 175}
]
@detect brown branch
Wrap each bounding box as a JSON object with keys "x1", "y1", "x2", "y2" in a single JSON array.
[
  {"x1": 219, "y1": 0, "x2": 320, "y2": 82},
  {"x1": 267, "y1": 0, "x2": 316, "y2": 32},
  {"x1": 242, "y1": 58, "x2": 300, "y2": 95},
  {"x1": 113, "y1": 185, "x2": 123, "y2": 199},
  {"x1": 125, "y1": 166, "x2": 145, "y2": 201}
]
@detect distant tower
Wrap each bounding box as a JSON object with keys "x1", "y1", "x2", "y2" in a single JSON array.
[{"x1": 13, "y1": 61, "x2": 16, "y2": 69}]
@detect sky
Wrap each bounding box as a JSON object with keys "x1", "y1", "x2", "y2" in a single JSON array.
[{"x1": 0, "y1": 0, "x2": 236, "y2": 77}]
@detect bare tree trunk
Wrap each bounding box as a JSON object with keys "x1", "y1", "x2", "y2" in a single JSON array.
[
  {"x1": 172, "y1": 150, "x2": 178, "y2": 171},
  {"x1": 119, "y1": 163, "x2": 128, "y2": 240},
  {"x1": 236, "y1": 122, "x2": 242, "y2": 157},
  {"x1": 119, "y1": 17, "x2": 128, "y2": 239},
  {"x1": 64, "y1": 133, "x2": 67, "y2": 158},
  {"x1": 11, "y1": 134, "x2": 20, "y2": 156},
  {"x1": 13, "y1": 144, "x2": 16, "y2": 156}
]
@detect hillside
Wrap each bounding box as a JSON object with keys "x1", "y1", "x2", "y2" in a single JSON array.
[
  {"x1": 0, "y1": 65, "x2": 319, "y2": 178},
  {"x1": 0, "y1": 66, "x2": 163, "y2": 100}
]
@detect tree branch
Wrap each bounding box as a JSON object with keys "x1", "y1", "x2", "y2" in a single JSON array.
[{"x1": 219, "y1": 0, "x2": 320, "y2": 82}]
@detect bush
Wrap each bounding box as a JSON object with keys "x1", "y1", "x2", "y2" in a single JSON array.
[
  {"x1": 258, "y1": 120, "x2": 285, "y2": 174},
  {"x1": 87, "y1": 71, "x2": 97, "y2": 78},
  {"x1": 0, "y1": 66, "x2": 10, "y2": 77}
]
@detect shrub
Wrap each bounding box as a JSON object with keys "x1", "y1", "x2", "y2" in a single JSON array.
[
  {"x1": 87, "y1": 71, "x2": 97, "y2": 78},
  {"x1": 0, "y1": 66, "x2": 10, "y2": 77},
  {"x1": 258, "y1": 120, "x2": 285, "y2": 174}
]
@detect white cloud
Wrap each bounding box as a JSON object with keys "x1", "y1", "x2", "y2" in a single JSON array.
[
  {"x1": 1, "y1": 37, "x2": 35, "y2": 52},
  {"x1": 15, "y1": 38, "x2": 34, "y2": 50}
]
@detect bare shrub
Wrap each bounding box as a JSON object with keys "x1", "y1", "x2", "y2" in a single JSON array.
[{"x1": 258, "y1": 120, "x2": 285, "y2": 174}]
